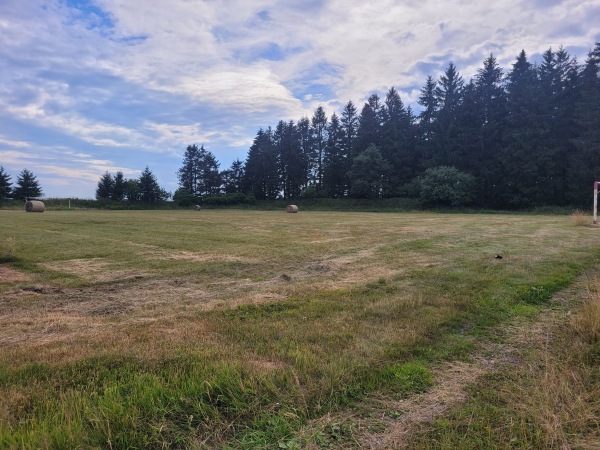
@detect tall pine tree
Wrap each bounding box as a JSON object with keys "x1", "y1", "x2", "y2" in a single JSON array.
[
  {"x1": 13, "y1": 169, "x2": 42, "y2": 199},
  {"x1": 0, "y1": 166, "x2": 12, "y2": 200}
]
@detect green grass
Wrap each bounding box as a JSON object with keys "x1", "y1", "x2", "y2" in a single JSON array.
[{"x1": 0, "y1": 210, "x2": 599, "y2": 448}]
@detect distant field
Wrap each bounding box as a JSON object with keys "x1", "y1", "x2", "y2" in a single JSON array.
[{"x1": 0, "y1": 210, "x2": 599, "y2": 448}]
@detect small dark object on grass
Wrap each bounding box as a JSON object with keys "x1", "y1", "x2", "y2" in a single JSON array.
[
  {"x1": 280, "y1": 274, "x2": 291, "y2": 281},
  {"x1": 495, "y1": 254, "x2": 503, "y2": 259}
]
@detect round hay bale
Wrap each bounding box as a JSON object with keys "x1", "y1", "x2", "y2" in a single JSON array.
[
  {"x1": 286, "y1": 204, "x2": 298, "y2": 213},
  {"x1": 25, "y1": 200, "x2": 45, "y2": 213},
  {"x1": 193, "y1": 204, "x2": 202, "y2": 211}
]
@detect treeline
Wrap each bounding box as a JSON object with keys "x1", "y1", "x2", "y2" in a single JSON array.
[
  {"x1": 0, "y1": 168, "x2": 43, "y2": 200},
  {"x1": 96, "y1": 167, "x2": 170, "y2": 204},
  {"x1": 238, "y1": 44, "x2": 599, "y2": 208},
  {"x1": 98, "y1": 43, "x2": 599, "y2": 209}
]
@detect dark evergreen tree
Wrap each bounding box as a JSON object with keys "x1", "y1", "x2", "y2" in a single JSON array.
[
  {"x1": 280, "y1": 120, "x2": 307, "y2": 199},
  {"x1": 355, "y1": 94, "x2": 383, "y2": 156},
  {"x1": 198, "y1": 149, "x2": 221, "y2": 196},
  {"x1": 111, "y1": 171, "x2": 126, "y2": 201},
  {"x1": 221, "y1": 159, "x2": 245, "y2": 194},
  {"x1": 178, "y1": 144, "x2": 203, "y2": 196},
  {"x1": 339, "y1": 101, "x2": 359, "y2": 194},
  {"x1": 178, "y1": 144, "x2": 221, "y2": 196},
  {"x1": 95, "y1": 172, "x2": 114, "y2": 200},
  {"x1": 138, "y1": 167, "x2": 166, "y2": 203},
  {"x1": 296, "y1": 116, "x2": 312, "y2": 194},
  {"x1": 501, "y1": 49, "x2": 546, "y2": 207},
  {"x1": 541, "y1": 46, "x2": 580, "y2": 205},
  {"x1": 0, "y1": 166, "x2": 12, "y2": 200},
  {"x1": 381, "y1": 87, "x2": 416, "y2": 196},
  {"x1": 13, "y1": 169, "x2": 42, "y2": 199},
  {"x1": 417, "y1": 76, "x2": 439, "y2": 167},
  {"x1": 243, "y1": 128, "x2": 280, "y2": 199},
  {"x1": 322, "y1": 112, "x2": 346, "y2": 197},
  {"x1": 310, "y1": 106, "x2": 328, "y2": 191},
  {"x1": 452, "y1": 80, "x2": 480, "y2": 171},
  {"x1": 470, "y1": 54, "x2": 507, "y2": 205},
  {"x1": 431, "y1": 62, "x2": 464, "y2": 167}
]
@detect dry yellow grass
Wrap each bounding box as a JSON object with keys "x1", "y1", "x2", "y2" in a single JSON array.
[
  {"x1": 0, "y1": 210, "x2": 597, "y2": 369},
  {"x1": 571, "y1": 209, "x2": 590, "y2": 226}
]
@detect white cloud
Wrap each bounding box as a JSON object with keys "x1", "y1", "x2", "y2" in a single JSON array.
[{"x1": 0, "y1": 137, "x2": 30, "y2": 148}]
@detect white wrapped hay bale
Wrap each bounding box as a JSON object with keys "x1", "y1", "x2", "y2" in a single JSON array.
[{"x1": 286, "y1": 205, "x2": 298, "y2": 213}]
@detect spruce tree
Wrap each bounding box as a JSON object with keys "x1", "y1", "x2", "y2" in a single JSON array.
[
  {"x1": 178, "y1": 144, "x2": 203, "y2": 196},
  {"x1": 221, "y1": 160, "x2": 245, "y2": 194},
  {"x1": 417, "y1": 76, "x2": 439, "y2": 167},
  {"x1": 111, "y1": 171, "x2": 126, "y2": 201},
  {"x1": 310, "y1": 106, "x2": 328, "y2": 191},
  {"x1": 432, "y1": 62, "x2": 464, "y2": 167},
  {"x1": 356, "y1": 94, "x2": 383, "y2": 155},
  {"x1": 178, "y1": 144, "x2": 221, "y2": 197},
  {"x1": 339, "y1": 101, "x2": 359, "y2": 194},
  {"x1": 138, "y1": 167, "x2": 163, "y2": 203},
  {"x1": 322, "y1": 112, "x2": 345, "y2": 197},
  {"x1": 381, "y1": 87, "x2": 416, "y2": 195},
  {"x1": 502, "y1": 49, "x2": 544, "y2": 207},
  {"x1": 0, "y1": 166, "x2": 12, "y2": 200},
  {"x1": 95, "y1": 172, "x2": 114, "y2": 200},
  {"x1": 13, "y1": 169, "x2": 42, "y2": 199},
  {"x1": 242, "y1": 128, "x2": 280, "y2": 200}
]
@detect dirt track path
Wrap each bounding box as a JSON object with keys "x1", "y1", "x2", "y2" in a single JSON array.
[{"x1": 305, "y1": 286, "x2": 577, "y2": 449}]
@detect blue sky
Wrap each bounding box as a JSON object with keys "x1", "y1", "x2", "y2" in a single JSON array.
[{"x1": 1, "y1": 0, "x2": 599, "y2": 198}]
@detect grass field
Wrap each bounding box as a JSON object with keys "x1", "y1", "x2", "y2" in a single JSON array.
[{"x1": 0, "y1": 209, "x2": 599, "y2": 448}]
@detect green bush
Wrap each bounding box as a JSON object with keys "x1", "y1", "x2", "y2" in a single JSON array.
[
  {"x1": 202, "y1": 193, "x2": 257, "y2": 207},
  {"x1": 418, "y1": 166, "x2": 476, "y2": 207}
]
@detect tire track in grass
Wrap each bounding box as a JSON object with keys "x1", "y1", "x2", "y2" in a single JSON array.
[{"x1": 302, "y1": 286, "x2": 577, "y2": 449}]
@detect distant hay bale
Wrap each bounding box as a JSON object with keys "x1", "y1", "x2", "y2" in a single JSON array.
[
  {"x1": 286, "y1": 205, "x2": 298, "y2": 213},
  {"x1": 193, "y1": 204, "x2": 201, "y2": 211},
  {"x1": 25, "y1": 200, "x2": 45, "y2": 213}
]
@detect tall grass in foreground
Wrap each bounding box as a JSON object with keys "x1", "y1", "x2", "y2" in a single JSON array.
[
  {"x1": 407, "y1": 276, "x2": 600, "y2": 449},
  {"x1": 571, "y1": 209, "x2": 590, "y2": 226}
]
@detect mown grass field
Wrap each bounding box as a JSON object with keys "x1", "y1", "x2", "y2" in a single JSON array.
[{"x1": 0, "y1": 209, "x2": 599, "y2": 448}]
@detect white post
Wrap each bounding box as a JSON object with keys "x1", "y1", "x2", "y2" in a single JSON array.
[{"x1": 594, "y1": 181, "x2": 599, "y2": 224}]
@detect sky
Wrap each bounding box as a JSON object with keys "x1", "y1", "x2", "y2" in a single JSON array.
[{"x1": 1, "y1": 0, "x2": 599, "y2": 198}]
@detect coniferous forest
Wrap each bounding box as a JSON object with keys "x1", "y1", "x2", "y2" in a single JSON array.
[
  {"x1": 100, "y1": 44, "x2": 600, "y2": 209},
  {"x1": 229, "y1": 44, "x2": 600, "y2": 209}
]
